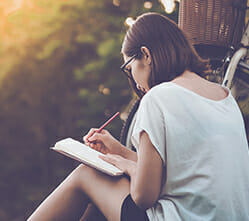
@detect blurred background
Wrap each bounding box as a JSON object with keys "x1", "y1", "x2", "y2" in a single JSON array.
[{"x1": 0, "y1": 0, "x2": 179, "y2": 220}]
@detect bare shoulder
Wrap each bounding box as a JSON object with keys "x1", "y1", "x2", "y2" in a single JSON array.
[
  {"x1": 205, "y1": 80, "x2": 228, "y2": 101},
  {"x1": 172, "y1": 71, "x2": 228, "y2": 101}
]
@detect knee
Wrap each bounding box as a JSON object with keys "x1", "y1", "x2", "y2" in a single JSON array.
[
  {"x1": 74, "y1": 163, "x2": 89, "y2": 173},
  {"x1": 71, "y1": 164, "x2": 89, "y2": 179},
  {"x1": 74, "y1": 163, "x2": 97, "y2": 176},
  {"x1": 69, "y1": 164, "x2": 96, "y2": 189}
]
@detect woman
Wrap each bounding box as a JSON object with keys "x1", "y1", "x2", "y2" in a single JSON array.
[{"x1": 28, "y1": 13, "x2": 249, "y2": 221}]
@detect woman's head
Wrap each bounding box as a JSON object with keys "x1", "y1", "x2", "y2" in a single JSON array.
[{"x1": 121, "y1": 12, "x2": 211, "y2": 96}]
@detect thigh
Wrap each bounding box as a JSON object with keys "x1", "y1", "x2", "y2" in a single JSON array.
[
  {"x1": 79, "y1": 203, "x2": 107, "y2": 221},
  {"x1": 73, "y1": 164, "x2": 130, "y2": 221}
]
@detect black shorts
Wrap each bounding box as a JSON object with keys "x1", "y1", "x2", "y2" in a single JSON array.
[{"x1": 121, "y1": 194, "x2": 149, "y2": 221}]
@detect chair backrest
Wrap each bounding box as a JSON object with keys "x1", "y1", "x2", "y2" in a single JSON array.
[{"x1": 178, "y1": 0, "x2": 247, "y2": 48}]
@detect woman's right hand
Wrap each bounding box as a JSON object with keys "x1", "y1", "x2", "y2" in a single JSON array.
[{"x1": 83, "y1": 129, "x2": 123, "y2": 155}]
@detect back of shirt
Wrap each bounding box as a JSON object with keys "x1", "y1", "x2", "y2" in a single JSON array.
[{"x1": 132, "y1": 82, "x2": 249, "y2": 221}]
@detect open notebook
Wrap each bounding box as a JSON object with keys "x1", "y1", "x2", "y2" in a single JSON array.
[{"x1": 51, "y1": 138, "x2": 123, "y2": 176}]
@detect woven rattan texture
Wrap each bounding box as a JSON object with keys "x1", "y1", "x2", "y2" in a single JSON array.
[{"x1": 179, "y1": 0, "x2": 247, "y2": 47}]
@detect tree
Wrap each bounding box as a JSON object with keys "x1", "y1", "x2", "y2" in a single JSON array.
[{"x1": 0, "y1": 1, "x2": 178, "y2": 219}]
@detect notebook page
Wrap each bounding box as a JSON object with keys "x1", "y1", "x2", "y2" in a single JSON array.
[{"x1": 54, "y1": 138, "x2": 123, "y2": 175}]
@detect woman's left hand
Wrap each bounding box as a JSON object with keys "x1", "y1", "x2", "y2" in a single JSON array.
[{"x1": 99, "y1": 154, "x2": 136, "y2": 177}]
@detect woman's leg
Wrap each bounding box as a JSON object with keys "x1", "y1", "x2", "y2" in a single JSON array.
[
  {"x1": 28, "y1": 164, "x2": 130, "y2": 221},
  {"x1": 27, "y1": 166, "x2": 90, "y2": 221},
  {"x1": 73, "y1": 164, "x2": 130, "y2": 221},
  {"x1": 79, "y1": 203, "x2": 107, "y2": 221}
]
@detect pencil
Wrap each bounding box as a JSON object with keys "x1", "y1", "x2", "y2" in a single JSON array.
[{"x1": 95, "y1": 111, "x2": 120, "y2": 133}]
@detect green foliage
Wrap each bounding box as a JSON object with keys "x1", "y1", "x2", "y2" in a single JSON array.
[
  {"x1": 37, "y1": 39, "x2": 62, "y2": 59},
  {"x1": 98, "y1": 38, "x2": 117, "y2": 57},
  {"x1": 0, "y1": 0, "x2": 179, "y2": 220}
]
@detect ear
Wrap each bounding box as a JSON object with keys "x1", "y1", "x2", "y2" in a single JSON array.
[{"x1": 140, "y1": 46, "x2": 152, "y2": 65}]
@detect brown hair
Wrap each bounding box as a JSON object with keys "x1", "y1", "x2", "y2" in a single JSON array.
[{"x1": 121, "y1": 12, "x2": 211, "y2": 96}]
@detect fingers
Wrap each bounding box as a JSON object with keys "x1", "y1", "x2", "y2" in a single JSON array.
[
  {"x1": 90, "y1": 142, "x2": 105, "y2": 153},
  {"x1": 83, "y1": 128, "x2": 97, "y2": 142},
  {"x1": 99, "y1": 154, "x2": 123, "y2": 167},
  {"x1": 99, "y1": 154, "x2": 116, "y2": 165},
  {"x1": 100, "y1": 154, "x2": 136, "y2": 177},
  {"x1": 83, "y1": 128, "x2": 102, "y2": 144},
  {"x1": 83, "y1": 128, "x2": 109, "y2": 143}
]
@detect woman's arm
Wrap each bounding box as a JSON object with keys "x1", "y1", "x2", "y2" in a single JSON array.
[
  {"x1": 130, "y1": 131, "x2": 163, "y2": 209},
  {"x1": 101, "y1": 131, "x2": 163, "y2": 209}
]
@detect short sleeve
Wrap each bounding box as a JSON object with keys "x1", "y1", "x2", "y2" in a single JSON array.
[{"x1": 131, "y1": 93, "x2": 166, "y2": 165}]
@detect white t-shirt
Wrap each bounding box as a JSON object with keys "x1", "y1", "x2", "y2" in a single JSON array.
[{"x1": 131, "y1": 82, "x2": 249, "y2": 221}]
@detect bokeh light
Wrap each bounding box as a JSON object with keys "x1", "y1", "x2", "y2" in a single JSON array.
[
  {"x1": 125, "y1": 17, "x2": 135, "y2": 27},
  {"x1": 144, "y1": 1, "x2": 153, "y2": 9},
  {"x1": 113, "y1": 0, "x2": 120, "y2": 7}
]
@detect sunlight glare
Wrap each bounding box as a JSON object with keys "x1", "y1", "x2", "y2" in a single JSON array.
[
  {"x1": 4, "y1": 0, "x2": 23, "y2": 15},
  {"x1": 159, "y1": 0, "x2": 176, "y2": 14},
  {"x1": 4, "y1": 0, "x2": 43, "y2": 16}
]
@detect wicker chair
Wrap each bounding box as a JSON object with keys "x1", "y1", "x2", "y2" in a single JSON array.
[
  {"x1": 178, "y1": 0, "x2": 247, "y2": 72},
  {"x1": 179, "y1": 0, "x2": 246, "y2": 48}
]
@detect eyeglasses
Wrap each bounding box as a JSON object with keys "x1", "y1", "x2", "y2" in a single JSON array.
[{"x1": 120, "y1": 54, "x2": 138, "y2": 79}]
